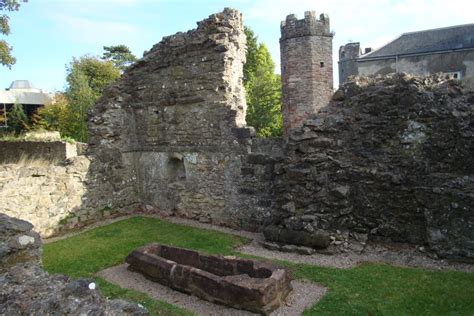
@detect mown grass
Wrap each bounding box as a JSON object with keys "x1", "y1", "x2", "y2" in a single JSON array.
[
  {"x1": 293, "y1": 262, "x2": 474, "y2": 315},
  {"x1": 43, "y1": 216, "x2": 245, "y2": 315},
  {"x1": 43, "y1": 216, "x2": 474, "y2": 316},
  {"x1": 43, "y1": 216, "x2": 246, "y2": 278}
]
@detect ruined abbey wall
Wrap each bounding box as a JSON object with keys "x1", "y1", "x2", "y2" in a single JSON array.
[
  {"x1": 271, "y1": 74, "x2": 474, "y2": 259},
  {"x1": 1, "y1": 9, "x2": 472, "y2": 260},
  {"x1": 88, "y1": 8, "x2": 278, "y2": 230}
]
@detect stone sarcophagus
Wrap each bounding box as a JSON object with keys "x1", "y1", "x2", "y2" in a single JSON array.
[{"x1": 126, "y1": 243, "x2": 293, "y2": 314}]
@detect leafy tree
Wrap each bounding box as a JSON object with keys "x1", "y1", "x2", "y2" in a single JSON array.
[
  {"x1": 0, "y1": 0, "x2": 25, "y2": 68},
  {"x1": 243, "y1": 27, "x2": 258, "y2": 84},
  {"x1": 66, "y1": 56, "x2": 121, "y2": 99},
  {"x1": 37, "y1": 93, "x2": 69, "y2": 132},
  {"x1": 36, "y1": 56, "x2": 120, "y2": 142},
  {"x1": 102, "y1": 44, "x2": 137, "y2": 71},
  {"x1": 244, "y1": 27, "x2": 282, "y2": 137},
  {"x1": 62, "y1": 56, "x2": 120, "y2": 142}
]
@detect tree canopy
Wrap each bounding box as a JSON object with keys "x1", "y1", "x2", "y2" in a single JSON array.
[
  {"x1": 38, "y1": 56, "x2": 121, "y2": 142},
  {"x1": 244, "y1": 27, "x2": 282, "y2": 137},
  {"x1": 102, "y1": 44, "x2": 137, "y2": 71},
  {"x1": 0, "y1": 0, "x2": 25, "y2": 69}
]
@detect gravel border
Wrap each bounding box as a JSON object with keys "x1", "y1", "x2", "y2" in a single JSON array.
[
  {"x1": 164, "y1": 217, "x2": 474, "y2": 273},
  {"x1": 45, "y1": 214, "x2": 473, "y2": 272},
  {"x1": 97, "y1": 263, "x2": 327, "y2": 316}
]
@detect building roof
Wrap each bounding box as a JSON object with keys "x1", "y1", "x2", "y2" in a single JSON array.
[
  {"x1": 0, "y1": 80, "x2": 53, "y2": 105},
  {"x1": 9, "y1": 80, "x2": 37, "y2": 90},
  {"x1": 360, "y1": 23, "x2": 474, "y2": 60}
]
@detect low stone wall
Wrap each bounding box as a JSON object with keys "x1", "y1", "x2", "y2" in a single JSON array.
[
  {"x1": 0, "y1": 156, "x2": 135, "y2": 237},
  {"x1": 0, "y1": 140, "x2": 80, "y2": 163},
  {"x1": 0, "y1": 157, "x2": 89, "y2": 236}
]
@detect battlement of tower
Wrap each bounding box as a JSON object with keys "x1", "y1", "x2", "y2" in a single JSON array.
[{"x1": 280, "y1": 11, "x2": 331, "y2": 40}]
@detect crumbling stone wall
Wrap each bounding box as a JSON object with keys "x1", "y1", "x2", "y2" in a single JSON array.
[
  {"x1": 0, "y1": 156, "x2": 131, "y2": 237},
  {"x1": 236, "y1": 138, "x2": 284, "y2": 230},
  {"x1": 88, "y1": 8, "x2": 275, "y2": 230},
  {"x1": 0, "y1": 213, "x2": 147, "y2": 315},
  {"x1": 270, "y1": 74, "x2": 474, "y2": 259},
  {"x1": 280, "y1": 11, "x2": 333, "y2": 139}
]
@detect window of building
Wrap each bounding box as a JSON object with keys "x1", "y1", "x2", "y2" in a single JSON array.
[{"x1": 444, "y1": 71, "x2": 462, "y2": 79}]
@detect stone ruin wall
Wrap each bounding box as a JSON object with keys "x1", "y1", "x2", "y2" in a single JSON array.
[
  {"x1": 0, "y1": 9, "x2": 472, "y2": 261},
  {"x1": 0, "y1": 8, "x2": 281, "y2": 237},
  {"x1": 270, "y1": 74, "x2": 474, "y2": 259},
  {"x1": 88, "y1": 8, "x2": 280, "y2": 231}
]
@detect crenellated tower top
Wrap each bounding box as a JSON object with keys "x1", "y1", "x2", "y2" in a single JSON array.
[{"x1": 280, "y1": 11, "x2": 331, "y2": 40}]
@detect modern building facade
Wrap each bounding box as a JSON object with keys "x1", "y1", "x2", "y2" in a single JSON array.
[{"x1": 0, "y1": 80, "x2": 54, "y2": 127}]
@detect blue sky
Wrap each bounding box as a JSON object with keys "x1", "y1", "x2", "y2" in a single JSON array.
[{"x1": 1, "y1": 0, "x2": 473, "y2": 92}]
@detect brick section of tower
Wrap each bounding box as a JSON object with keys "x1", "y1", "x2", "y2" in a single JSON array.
[{"x1": 280, "y1": 11, "x2": 334, "y2": 140}]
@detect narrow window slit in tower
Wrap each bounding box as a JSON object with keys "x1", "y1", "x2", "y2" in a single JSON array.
[{"x1": 320, "y1": 62, "x2": 325, "y2": 67}]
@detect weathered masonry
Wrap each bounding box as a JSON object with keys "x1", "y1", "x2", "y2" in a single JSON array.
[
  {"x1": 280, "y1": 11, "x2": 333, "y2": 139},
  {"x1": 1, "y1": 9, "x2": 472, "y2": 260},
  {"x1": 88, "y1": 8, "x2": 281, "y2": 231}
]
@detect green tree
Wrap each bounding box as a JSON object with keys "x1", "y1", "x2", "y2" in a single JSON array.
[
  {"x1": 102, "y1": 44, "x2": 137, "y2": 71},
  {"x1": 244, "y1": 27, "x2": 282, "y2": 137},
  {"x1": 7, "y1": 103, "x2": 29, "y2": 134},
  {"x1": 63, "y1": 56, "x2": 120, "y2": 142},
  {"x1": 1, "y1": 0, "x2": 25, "y2": 68},
  {"x1": 243, "y1": 27, "x2": 258, "y2": 84},
  {"x1": 37, "y1": 93, "x2": 69, "y2": 132}
]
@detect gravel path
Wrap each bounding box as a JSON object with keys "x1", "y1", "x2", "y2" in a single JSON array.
[
  {"x1": 239, "y1": 240, "x2": 474, "y2": 272},
  {"x1": 45, "y1": 214, "x2": 473, "y2": 273},
  {"x1": 165, "y1": 217, "x2": 474, "y2": 273},
  {"x1": 97, "y1": 263, "x2": 326, "y2": 316}
]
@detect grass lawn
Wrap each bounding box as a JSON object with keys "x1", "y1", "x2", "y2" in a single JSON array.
[{"x1": 43, "y1": 216, "x2": 474, "y2": 316}]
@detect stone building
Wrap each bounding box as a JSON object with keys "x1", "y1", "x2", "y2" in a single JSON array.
[
  {"x1": 280, "y1": 11, "x2": 333, "y2": 139},
  {"x1": 338, "y1": 24, "x2": 474, "y2": 86}
]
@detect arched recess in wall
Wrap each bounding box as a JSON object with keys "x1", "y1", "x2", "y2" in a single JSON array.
[{"x1": 167, "y1": 154, "x2": 186, "y2": 182}]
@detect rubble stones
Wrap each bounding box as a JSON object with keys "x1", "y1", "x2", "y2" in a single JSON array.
[
  {"x1": 263, "y1": 225, "x2": 331, "y2": 249},
  {"x1": 0, "y1": 213, "x2": 147, "y2": 315}
]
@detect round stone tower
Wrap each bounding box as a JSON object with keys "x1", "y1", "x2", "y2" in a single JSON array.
[{"x1": 280, "y1": 11, "x2": 333, "y2": 140}]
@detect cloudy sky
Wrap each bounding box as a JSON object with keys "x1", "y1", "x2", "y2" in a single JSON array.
[{"x1": 1, "y1": 0, "x2": 473, "y2": 91}]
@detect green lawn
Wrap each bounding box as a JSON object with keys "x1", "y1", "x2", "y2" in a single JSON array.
[{"x1": 43, "y1": 216, "x2": 474, "y2": 316}]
